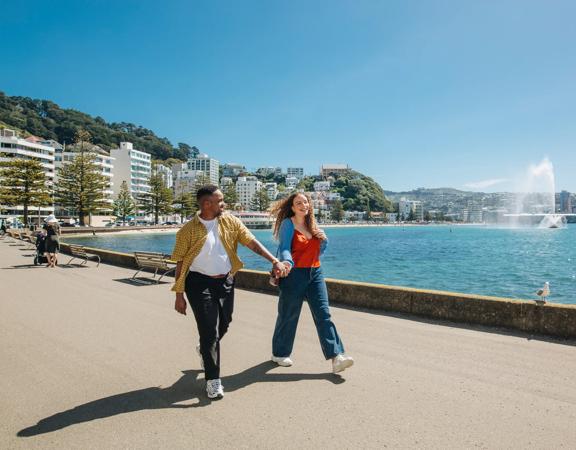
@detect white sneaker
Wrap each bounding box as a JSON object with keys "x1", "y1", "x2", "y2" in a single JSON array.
[
  {"x1": 332, "y1": 354, "x2": 354, "y2": 373},
  {"x1": 196, "y1": 344, "x2": 204, "y2": 370},
  {"x1": 206, "y1": 379, "x2": 224, "y2": 399},
  {"x1": 271, "y1": 355, "x2": 293, "y2": 367}
]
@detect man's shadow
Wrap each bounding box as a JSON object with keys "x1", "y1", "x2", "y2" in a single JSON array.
[{"x1": 18, "y1": 361, "x2": 343, "y2": 437}]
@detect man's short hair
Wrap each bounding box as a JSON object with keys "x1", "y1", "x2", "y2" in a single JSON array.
[{"x1": 196, "y1": 184, "x2": 220, "y2": 202}]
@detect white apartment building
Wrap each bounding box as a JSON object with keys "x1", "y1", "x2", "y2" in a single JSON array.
[
  {"x1": 53, "y1": 141, "x2": 115, "y2": 216},
  {"x1": 468, "y1": 204, "x2": 483, "y2": 223},
  {"x1": 263, "y1": 182, "x2": 278, "y2": 200},
  {"x1": 257, "y1": 166, "x2": 282, "y2": 177},
  {"x1": 187, "y1": 153, "x2": 219, "y2": 186},
  {"x1": 399, "y1": 199, "x2": 424, "y2": 221},
  {"x1": 309, "y1": 192, "x2": 327, "y2": 215},
  {"x1": 287, "y1": 167, "x2": 304, "y2": 179},
  {"x1": 285, "y1": 176, "x2": 299, "y2": 190},
  {"x1": 220, "y1": 177, "x2": 234, "y2": 189},
  {"x1": 222, "y1": 163, "x2": 245, "y2": 178},
  {"x1": 110, "y1": 142, "x2": 151, "y2": 198},
  {"x1": 313, "y1": 181, "x2": 331, "y2": 192},
  {"x1": 154, "y1": 163, "x2": 173, "y2": 190},
  {"x1": 344, "y1": 211, "x2": 366, "y2": 221},
  {"x1": 236, "y1": 176, "x2": 262, "y2": 210},
  {"x1": 0, "y1": 129, "x2": 55, "y2": 221},
  {"x1": 174, "y1": 169, "x2": 205, "y2": 195}
]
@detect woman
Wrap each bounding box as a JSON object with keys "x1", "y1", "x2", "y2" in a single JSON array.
[
  {"x1": 270, "y1": 192, "x2": 354, "y2": 373},
  {"x1": 44, "y1": 215, "x2": 60, "y2": 268}
]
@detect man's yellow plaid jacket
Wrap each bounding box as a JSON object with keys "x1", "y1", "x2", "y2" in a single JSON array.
[{"x1": 170, "y1": 213, "x2": 256, "y2": 293}]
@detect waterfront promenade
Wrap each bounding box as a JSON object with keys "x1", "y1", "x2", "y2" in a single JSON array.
[{"x1": 1, "y1": 242, "x2": 576, "y2": 449}]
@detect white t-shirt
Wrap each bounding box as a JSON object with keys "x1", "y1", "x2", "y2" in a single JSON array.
[{"x1": 189, "y1": 217, "x2": 232, "y2": 276}]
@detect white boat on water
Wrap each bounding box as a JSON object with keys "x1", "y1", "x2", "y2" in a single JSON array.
[{"x1": 230, "y1": 211, "x2": 274, "y2": 229}]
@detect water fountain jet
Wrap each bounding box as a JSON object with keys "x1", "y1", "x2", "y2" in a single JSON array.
[{"x1": 497, "y1": 158, "x2": 574, "y2": 228}]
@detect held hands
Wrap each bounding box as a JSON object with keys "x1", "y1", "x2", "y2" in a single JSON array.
[{"x1": 273, "y1": 260, "x2": 292, "y2": 278}]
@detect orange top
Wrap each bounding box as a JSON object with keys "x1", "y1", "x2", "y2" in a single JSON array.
[{"x1": 291, "y1": 230, "x2": 321, "y2": 268}]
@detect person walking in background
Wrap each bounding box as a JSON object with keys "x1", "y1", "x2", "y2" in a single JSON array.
[
  {"x1": 270, "y1": 193, "x2": 354, "y2": 374},
  {"x1": 43, "y1": 215, "x2": 60, "y2": 268},
  {"x1": 171, "y1": 185, "x2": 286, "y2": 400}
]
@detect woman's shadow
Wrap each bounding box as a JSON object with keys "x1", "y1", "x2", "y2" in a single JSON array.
[{"x1": 18, "y1": 361, "x2": 344, "y2": 437}]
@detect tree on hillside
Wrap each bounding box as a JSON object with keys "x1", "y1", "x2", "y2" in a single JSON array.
[
  {"x1": 172, "y1": 172, "x2": 210, "y2": 221},
  {"x1": 332, "y1": 171, "x2": 392, "y2": 212},
  {"x1": 330, "y1": 200, "x2": 344, "y2": 222},
  {"x1": 249, "y1": 188, "x2": 270, "y2": 212},
  {"x1": 296, "y1": 177, "x2": 315, "y2": 191},
  {"x1": 177, "y1": 143, "x2": 199, "y2": 159},
  {"x1": 0, "y1": 91, "x2": 195, "y2": 161},
  {"x1": 161, "y1": 157, "x2": 185, "y2": 168},
  {"x1": 139, "y1": 173, "x2": 173, "y2": 225},
  {"x1": 54, "y1": 131, "x2": 111, "y2": 225},
  {"x1": 0, "y1": 159, "x2": 52, "y2": 225},
  {"x1": 223, "y1": 183, "x2": 238, "y2": 207},
  {"x1": 173, "y1": 192, "x2": 196, "y2": 222},
  {"x1": 365, "y1": 198, "x2": 372, "y2": 220},
  {"x1": 113, "y1": 181, "x2": 136, "y2": 224}
]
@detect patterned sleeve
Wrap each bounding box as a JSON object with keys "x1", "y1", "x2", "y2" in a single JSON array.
[
  {"x1": 234, "y1": 216, "x2": 256, "y2": 246},
  {"x1": 171, "y1": 226, "x2": 191, "y2": 261}
]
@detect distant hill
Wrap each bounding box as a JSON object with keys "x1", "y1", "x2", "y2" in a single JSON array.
[
  {"x1": 333, "y1": 170, "x2": 393, "y2": 212},
  {"x1": 0, "y1": 91, "x2": 189, "y2": 160},
  {"x1": 384, "y1": 187, "x2": 472, "y2": 196}
]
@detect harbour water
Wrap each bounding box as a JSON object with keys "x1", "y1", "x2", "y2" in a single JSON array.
[{"x1": 63, "y1": 224, "x2": 576, "y2": 304}]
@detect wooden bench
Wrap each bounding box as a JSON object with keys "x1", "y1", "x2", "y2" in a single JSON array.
[
  {"x1": 133, "y1": 251, "x2": 176, "y2": 283},
  {"x1": 66, "y1": 244, "x2": 101, "y2": 267},
  {"x1": 7, "y1": 229, "x2": 20, "y2": 238},
  {"x1": 5, "y1": 229, "x2": 24, "y2": 244}
]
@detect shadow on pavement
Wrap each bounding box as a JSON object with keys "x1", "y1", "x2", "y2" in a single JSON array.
[
  {"x1": 17, "y1": 362, "x2": 343, "y2": 437},
  {"x1": 222, "y1": 361, "x2": 344, "y2": 392},
  {"x1": 113, "y1": 278, "x2": 171, "y2": 286}
]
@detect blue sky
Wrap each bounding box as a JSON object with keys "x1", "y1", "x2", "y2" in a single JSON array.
[{"x1": 1, "y1": 0, "x2": 575, "y2": 192}]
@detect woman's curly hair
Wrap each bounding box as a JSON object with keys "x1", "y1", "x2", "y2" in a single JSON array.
[{"x1": 270, "y1": 192, "x2": 319, "y2": 239}]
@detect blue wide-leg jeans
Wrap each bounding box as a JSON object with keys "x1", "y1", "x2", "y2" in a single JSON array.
[{"x1": 272, "y1": 267, "x2": 344, "y2": 359}]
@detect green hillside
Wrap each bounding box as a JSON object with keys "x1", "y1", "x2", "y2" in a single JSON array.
[{"x1": 0, "y1": 91, "x2": 189, "y2": 160}]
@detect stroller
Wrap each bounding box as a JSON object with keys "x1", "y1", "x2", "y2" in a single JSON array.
[{"x1": 34, "y1": 233, "x2": 49, "y2": 266}]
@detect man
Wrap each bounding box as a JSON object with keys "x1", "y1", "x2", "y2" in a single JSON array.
[{"x1": 171, "y1": 185, "x2": 287, "y2": 399}]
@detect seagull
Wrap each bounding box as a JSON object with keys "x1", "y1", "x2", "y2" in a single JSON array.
[{"x1": 536, "y1": 282, "x2": 550, "y2": 303}]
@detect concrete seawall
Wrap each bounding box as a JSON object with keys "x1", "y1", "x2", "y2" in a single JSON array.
[
  {"x1": 60, "y1": 225, "x2": 180, "y2": 235},
  {"x1": 59, "y1": 243, "x2": 576, "y2": 339}
]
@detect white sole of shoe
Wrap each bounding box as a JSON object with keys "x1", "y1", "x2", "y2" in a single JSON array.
[
  {"x1": 271, "y1": 356, "x2": 293, "y2": 367},
  {"x1": 333, "y1": 358, "x2": 354, "y2": 373},
  {"x1": 207, "y1": 392, "x2": 224, "y2": 399}
]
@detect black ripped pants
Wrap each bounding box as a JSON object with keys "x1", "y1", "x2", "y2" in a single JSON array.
[{"x1": 185, "y1": 271, "x2": 234, "y2": 380}]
